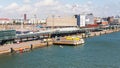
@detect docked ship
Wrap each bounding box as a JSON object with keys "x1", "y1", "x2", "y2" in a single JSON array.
[{"x1": 53, "y1": 36, "x2": 84, "y2": 46}]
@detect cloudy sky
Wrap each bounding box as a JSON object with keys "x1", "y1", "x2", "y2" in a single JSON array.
[{"x1": 0, "y1": 0, "x2": 120, "y2": 19}]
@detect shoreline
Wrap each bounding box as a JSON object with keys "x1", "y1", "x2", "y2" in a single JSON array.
[
  {"x1": 0, "y1": 28, "x2": 120, "y2": 55},
  {"x1": 0, "y1": 40, "x2": 53, "y2": 55}
]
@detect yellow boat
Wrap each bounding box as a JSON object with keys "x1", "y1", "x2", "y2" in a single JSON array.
[{"x1": 53, "y1": 36, "x2": 84, "y2": 46}]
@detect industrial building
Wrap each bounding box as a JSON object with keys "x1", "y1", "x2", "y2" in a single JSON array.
[
  {"x1": 113, "y1": 18, "x2": 120, "y2": 24},
  {"x1": 46, "y1": 14, "x2": 94, "y2": 28},
  {"x1": 46, "y1": 16, "x2": 77, "y2": 27},
  {"x1": 85, "y1": 13, "x2": 94, "y2": 25},
  {"x1": 73, "y1": 13, "x2": 94, "y2": 27},
  {"x1": 75, "y1": 14, "x2": 86, "y2": 27}
]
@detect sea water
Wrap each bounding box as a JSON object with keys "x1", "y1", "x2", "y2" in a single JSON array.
[{"x1": 0, "y1": 32, "x2": 120, "y2": 68}]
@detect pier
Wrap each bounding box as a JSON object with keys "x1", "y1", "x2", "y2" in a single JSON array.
[{"x1": 0, "y1": 40, "x2": 53, "y2": 54}]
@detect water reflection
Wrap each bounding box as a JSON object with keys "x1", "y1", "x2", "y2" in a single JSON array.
[{"x1": 73, "y1": 44, "x2": 85, "y2": 48}]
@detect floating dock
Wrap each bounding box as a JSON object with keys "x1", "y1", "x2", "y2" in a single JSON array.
[{"x1": 53, "y1": 36, "x2": 84, "y2": 46}]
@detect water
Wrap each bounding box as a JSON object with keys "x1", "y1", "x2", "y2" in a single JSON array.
[{"x1": 0, "y1": 32, "x2": 120, "y2": 68}]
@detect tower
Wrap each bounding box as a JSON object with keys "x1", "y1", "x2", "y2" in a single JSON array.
[{"x1": 24, "y1": 14, "x2": 27, "y2": 21}]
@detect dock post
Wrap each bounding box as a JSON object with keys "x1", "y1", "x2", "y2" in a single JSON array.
[
  {"x1": 10, "y1": 48, "x2": 14, "y2": 53},
  {"x1": 30, "y1": 44, "x2": 33, "y2": 50},
  {"x1": 94, "y1": 33, "x2": 96, "y2": 36},
  {"x1": 81, "y1": 34, "x2": 83, "y2": 38},
  {"x1": 84, "y1": 34, "x2": 86, "y2": 38},
  {"x1": 100, "y1": 32, "x2": 101, "y2": 35},
  {"x1": 46, "y1": 39, "x2": 49, "y2": 46}
]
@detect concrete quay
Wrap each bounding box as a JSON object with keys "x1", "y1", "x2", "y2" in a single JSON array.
[
  {"x1": 0, "y1": 40, "x2": 53, "y2": 55},
  {"x1": 83, "y1": 29, "x2": 120, "y2": 38}
]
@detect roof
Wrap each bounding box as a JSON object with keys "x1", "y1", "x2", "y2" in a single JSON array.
[
  {"x1": 0, "y1": 18, "x2": 10, "y2": 21},
  {"x1": 36, "y1": 25, "x2": 43, "y2": 28}
]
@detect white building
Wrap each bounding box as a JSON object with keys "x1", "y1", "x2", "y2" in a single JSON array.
[
  {"x1": 113, "y1": 18, "x2": 120, "y2": 24},
  {"x1": 85, "y1": 13, "x2": 94, "y2": 25},
  {"x1": 13, "y1": 19, "x2": 24, "y2": 24},
  {"x1": 75, "y1": 13, "x2": 94, "y2": 27},
  {"x1": 40, "y1": 19, "x2": 46, "y2": 24},
  {"x1": 28, "y1": 18, "x2": 41, "y2": 24},
  {"x1": 80, "y1": 14, "x2": 86, "y2": 27},
  {"x1": 0, "y1": 18, "x2": 12, "y2": 24},
  {"x1": 75, "y1": 14, "x2": 86, "y2": 27}
]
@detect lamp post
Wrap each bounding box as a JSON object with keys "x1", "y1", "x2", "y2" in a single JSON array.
[
  {"x1": 33, "y1": 14, "x2": 37, "y2": 32},
  {"x1": 21, "y1": 19, "x2": 23, "y2": 34},
  {"x1": 52, "y1": 15, "x2": 55, "y2": 31},
  {"x1": 49, "y1": 15, "x2": 55, "y2": 38}
]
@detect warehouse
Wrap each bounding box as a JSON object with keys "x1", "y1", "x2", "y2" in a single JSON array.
[{"x1": 46, "y1": 16, "x2": 77, "y2": 28}]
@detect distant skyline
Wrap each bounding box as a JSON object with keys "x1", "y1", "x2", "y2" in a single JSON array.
[{"x1": 0, "y1": 0, "x2": 120, "y2": 19}]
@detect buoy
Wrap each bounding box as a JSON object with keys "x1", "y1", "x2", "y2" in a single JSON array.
[
  {"x1": 60, "y1": 45, "x2": 63, "y2": 48},
  {"x1": 19, "y1": 48, "x2": 23, "y2": 53}
]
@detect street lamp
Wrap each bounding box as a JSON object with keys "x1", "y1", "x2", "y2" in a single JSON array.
[
  {"x1": 21, "y1": 19, "x2": 24, "y2": 34},
  {"x1": 52, "y1": 15, "x2": 55, "y2": 31}
]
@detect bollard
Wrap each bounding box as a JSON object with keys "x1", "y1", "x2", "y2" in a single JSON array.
[
  {"x1": 30, "y1": 44, "x2": 33, "y2": 50},
  {"x1": 94, "y1": 33, "x2": 96, "y2": 36},
  {"x1": 47, "y1": 41, "x2": 48, "y2": 46},
  {"x1": 100, "y1": 32, "x2": 101, "y2": 35},
  {"x1": 81, "y1": 34, "x2": 83, "y2": 38},
  {"x1": 105, "y1": 31, "x2": 106, "y2": 34},
  {"x1": 84, "y1": 35, "x2": 86, "y2": 38},
  {"x1": 10, "y1": 48, "x2": 14, "y2": 53},
  {"x1": 46, "y1": 39, "x2": 49, "y2": 46}
]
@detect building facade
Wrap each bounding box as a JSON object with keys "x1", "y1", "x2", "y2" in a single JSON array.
[
  {"x1": 75, "y1": 14, "x2": 86, "y2": 27},
  {"x1": 85, "y1": 13, "x2": 94, "y2": 25},
  {"x1": 0, "y1": 18, "x2": 12, "y2": 24},
  {"x1": 46, "y1": 16, "x2": 77, "y2": 27},
  {"x1": 75, "y1": 13, "x2": 94, "y2": 27},
  {"x1": 113, "y1": 18, "x2": 120, "y2": 24},
  {"x1": 46, "y1": 14, "x2": 94, "y2": 28}
]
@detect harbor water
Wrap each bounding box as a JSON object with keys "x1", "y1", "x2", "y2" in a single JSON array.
[{"x1": 0, "y1": 32, "x2": 120, "y2": 68}]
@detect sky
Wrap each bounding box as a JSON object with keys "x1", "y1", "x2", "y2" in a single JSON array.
[{"x1": 0, "y1": 0, "x2": 120, "y2": 19}]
